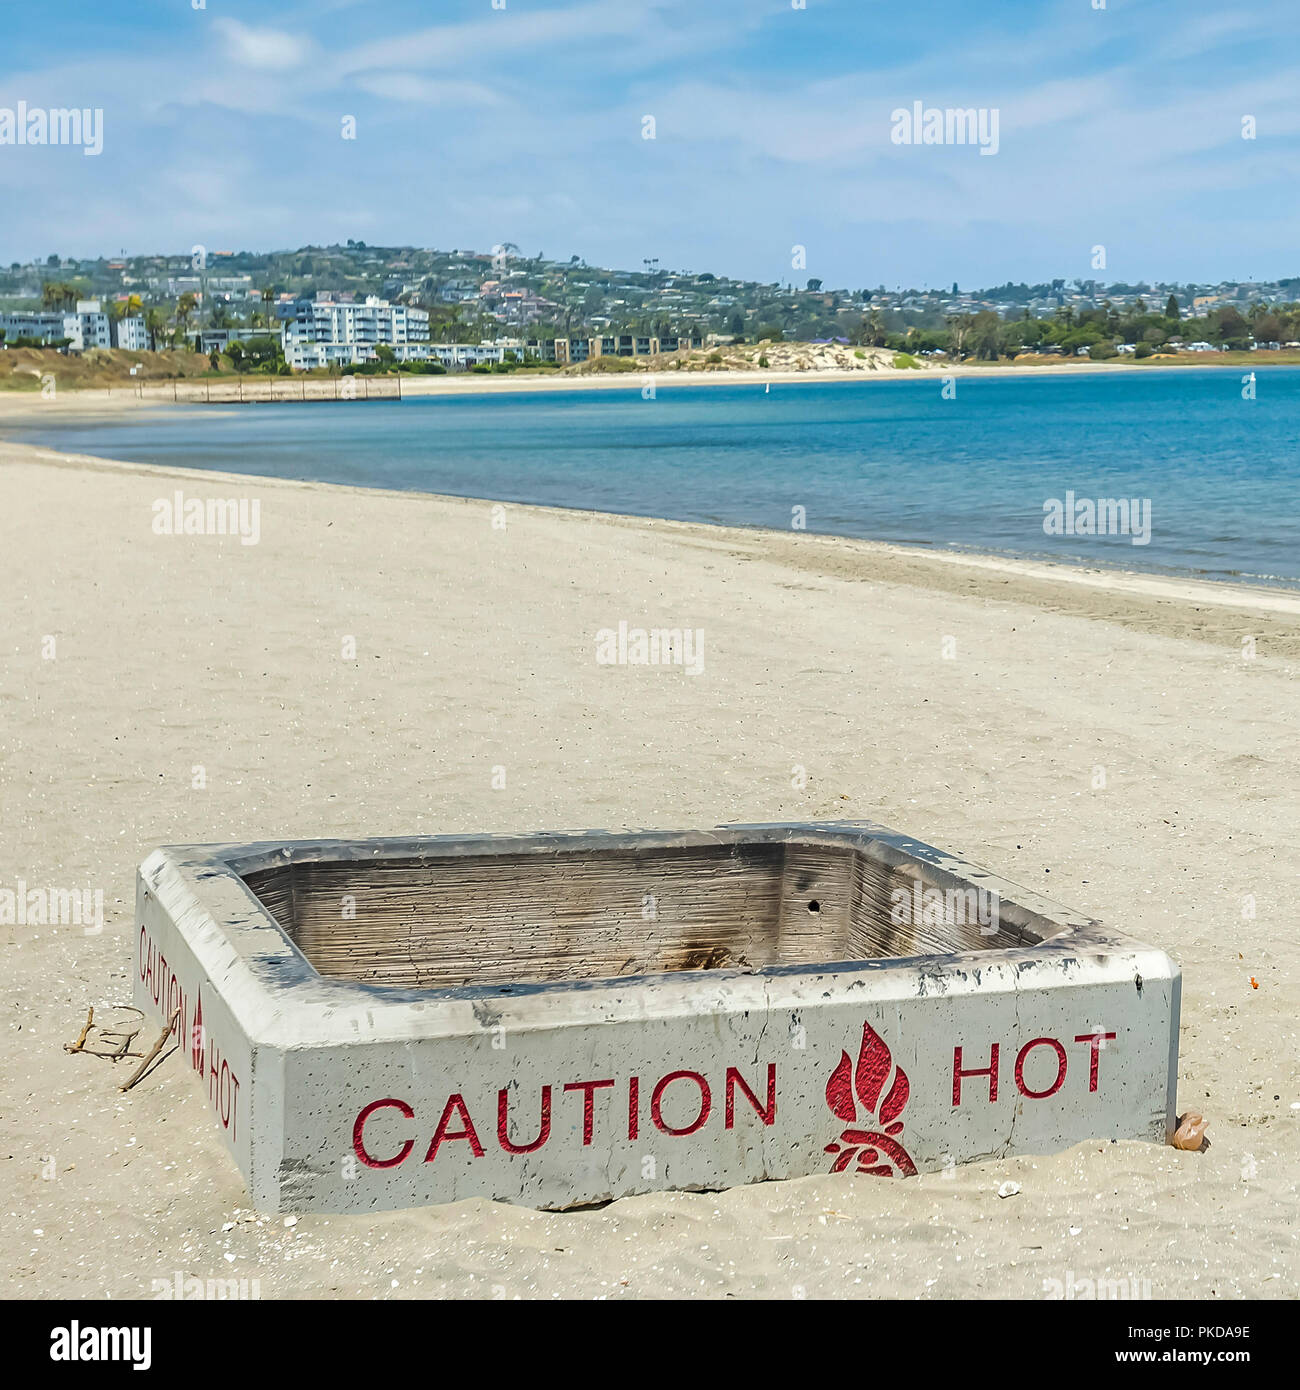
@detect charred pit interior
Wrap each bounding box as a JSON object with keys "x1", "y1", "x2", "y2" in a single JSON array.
[{"x1": 239, "y1": 840, "x2": 1046, "y2": 990}]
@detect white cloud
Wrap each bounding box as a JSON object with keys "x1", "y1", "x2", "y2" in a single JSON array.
[
  {"x1": 214, "y1": 19, "x2": 313, "y2": 71},
  {"x1": 335, "y1": 2, "x2": 654, "y2": 77},
  {"x1": 350, "y1": 72, "x2": 502, "y2": 108}
]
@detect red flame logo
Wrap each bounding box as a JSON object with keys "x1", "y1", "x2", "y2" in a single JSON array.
[{"x1": 824, "y1": 1021, "x2": 918, "y2": 1177}]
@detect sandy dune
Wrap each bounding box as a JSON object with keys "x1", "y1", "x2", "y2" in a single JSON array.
[{"x1": 0, "y1": 442, "x2": 1295, "y2": 1299}]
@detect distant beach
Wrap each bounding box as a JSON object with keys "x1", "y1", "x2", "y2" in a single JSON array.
[{"x1": 0, "y1": 350, "x2": 1285, "y2": 415}]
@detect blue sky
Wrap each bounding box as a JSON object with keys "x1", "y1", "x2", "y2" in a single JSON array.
[{"x1": 1, "y1": 0, "x2": 1297, "y2": 287}]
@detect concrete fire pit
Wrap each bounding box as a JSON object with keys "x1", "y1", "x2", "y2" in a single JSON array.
[{"x1": 133, "y1": 822, "x2": 1179, "y2": 1212}]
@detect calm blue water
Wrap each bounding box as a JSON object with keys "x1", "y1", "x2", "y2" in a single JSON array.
[{"x1": 7, "y1": 367, "x2": 1299, "y2": 586}]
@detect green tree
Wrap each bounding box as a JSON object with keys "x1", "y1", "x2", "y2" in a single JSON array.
[
  {"x1": 1213, "y1": 305, "x2": 1250, "y2": 348},
  {"x1": 175, "y1": 292, "x2": 198, "y2": 341},
  {"x1": 42, "y1": 281, "x2": 77, "y2": 311},
  {"x1": 224, "y1": 334, "x2": 285, "y2": 374},
  {"x1": 246, "y1": 335, "x2": 287, "y2": 372},
  {"x1": 970, "y1": 310, "x2": 1002, "y2": 360},
  {"x1": 145, "y1": 307, "x2": 168, "y2": 351},
  {"x1": 1165, "y1": 294, "x2": 1179, "y2": 320},
  {"x1": 945, "y1": 312, "x2": 975, "y2": 357}
]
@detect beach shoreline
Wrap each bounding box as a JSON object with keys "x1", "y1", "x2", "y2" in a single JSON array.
[
  {"x1": 8, "y1": 438, "x2": 1300, "y2": 633},
  {"x1": 0, "y1": 354, "x2": 1282, "y2": 416},
  {"x1": 4, "y1": 425, "x2": 1298, "y2": 602}
]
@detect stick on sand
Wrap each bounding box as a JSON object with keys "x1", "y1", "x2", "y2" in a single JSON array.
[
  {"x1": 64, "y1": 1006, "x2": 94, "y2": 1054},
  {"x1": 119, "y1": 1009, "x2": 180, "y2": 1093}
]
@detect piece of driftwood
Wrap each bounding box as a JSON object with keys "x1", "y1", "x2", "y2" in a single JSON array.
[
  {"x1": 63, "y1": 1005, "x2": 145, "y2": 1061},
  {"x1": 104, "y1": 1028, "x2": 140, "y2": 1061},
  {"x1": 63, "y1": 1006, "x2": 94, "y2": 1054},
  {"x1": 119, "y1": 1008, "x2": 180, "y2": 1093}
]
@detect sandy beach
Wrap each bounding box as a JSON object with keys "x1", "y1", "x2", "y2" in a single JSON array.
[
  {"x1": 1, "y1": 438, "x2": 1296, "y2": 1300},
  {"x1": 0, "y1": 354, "x2": 1257, "y2": 416}
]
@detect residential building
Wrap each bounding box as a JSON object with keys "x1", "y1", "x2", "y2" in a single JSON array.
[
  {"x1": 277, "y1": 294, "x2": 430, "y2": 369},
  {"x1": 112, "y1": 316, "x2": 149, "y2": 350},
  {"x1": 430, "y1": 342, "x2": 504, "y2": 368},
  {"x1": 0, "y1": 309, "x2": 80, "y2": 347},
  {"x1": 521, "y1": 333, "x2": 704, "y2": 363},
  {"x1": 75, "y1": 300, "x2": 112, "y2": 349},
  {"x1": 0, "y1": 299, "x2": 111, "y2": 351},
  {"x1": 195, "y1": 325, "x2": 287, "y2": 355}
]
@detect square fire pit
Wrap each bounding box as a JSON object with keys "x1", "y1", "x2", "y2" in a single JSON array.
[{"x1": 133, "y1": 822, "x2": 1179, "y2": 1212}]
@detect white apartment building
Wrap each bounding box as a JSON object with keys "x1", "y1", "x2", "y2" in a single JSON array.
[
  {"x1": 278, "y1": 295, "x2": 430, "y2": 369},
  {"x1": 112, "y1": 315, "x2": 149, "y2": 350},
  {"x1": 0, "y1": 309, "x2": 78, "y2": 347},
  {"x1": 76, "y1": 300, "x2": 112, "y2": 349},
  {"x1": 0, "y1": 299, "x2": 112, "y2": 351},
  {"x1": 430, "y1": 342, "x2": 505, "y2": 368}
]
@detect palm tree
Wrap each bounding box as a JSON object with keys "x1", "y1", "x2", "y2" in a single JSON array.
[
  {"x1": 175, "y1": 292, "x2": 198, "y2": 345},
  {"x1": 145, "y1": 307, "x2": 167, "y2": 352},
  {"x1": 42, "y1": 281, "x2": 78, "y2": 311}
]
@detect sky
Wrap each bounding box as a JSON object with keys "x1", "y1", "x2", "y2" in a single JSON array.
[{"x1": 1, "y1": 0, "x2": 1298, "y2": 289}]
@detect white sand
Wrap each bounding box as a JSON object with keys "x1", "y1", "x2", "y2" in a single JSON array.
[
  {"x1": 0, "y1": 354, "x2": 1215, "y2": 417},
  {"x1": 1, "y1": 441, "x2": 1296, "y2": 1299}
]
